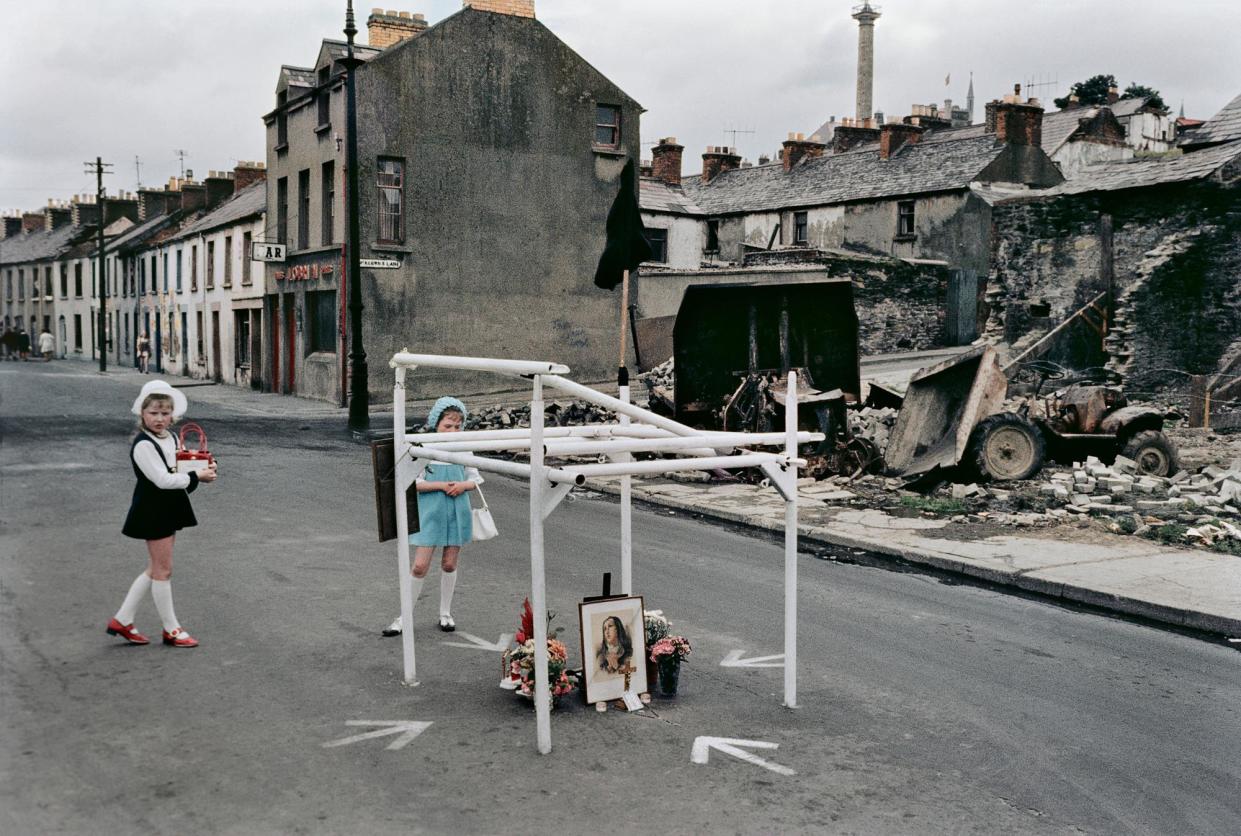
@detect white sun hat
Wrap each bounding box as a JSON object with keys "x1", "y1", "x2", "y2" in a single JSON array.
[{"x1": 131, "y1": 380, "x2": 188, "y2": 419}]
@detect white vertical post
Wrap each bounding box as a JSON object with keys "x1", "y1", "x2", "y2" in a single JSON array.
[
  {"x1": 618, "y1": 382, "x2": 633, "y2": 595},
  {"x1": 783, "y1": 371, "x2": 798, "y2": 708},
  {"x1": 529, "y1": 375, "x2": 552, "y2": 753},
  {"x1": 393, "y1": 367, "x2": 416, "y2": 685}
]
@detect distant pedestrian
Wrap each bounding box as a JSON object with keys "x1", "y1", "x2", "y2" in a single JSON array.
[
  {"x1": 106, "y1": 380, "x2": 218, "y2": 648},
  {"x1": 381, "y1": 396, "x2": 480, "y2": 637},
  {"x1": 137, "y1": 332, "x2": 151, "y2": 373},
  {"x1": 38, "y1": 328, "x2": 54, "y2": 361},
  {"x1": 16, "y1": 328, "x2": 30, "y2": 361},
  {"x1": 1, "y1": 328, "x2": 15, "y2": 360}
]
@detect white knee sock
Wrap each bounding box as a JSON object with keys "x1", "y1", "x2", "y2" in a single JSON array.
[
  {"x1": 114, "y1": 572, "x2": 151, "y2": 624},
  {"x1": 150, "y1": 580, "x2": 181, "y2": 633},
  {"x1": 439, "y1": 569, "x2": 457, "y2": 617},
  {"x1": 410, "y1": 575, "x2": 425, "y2": 610}
]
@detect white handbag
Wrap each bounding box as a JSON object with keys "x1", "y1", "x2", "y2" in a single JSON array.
[{"x1": 471, "y1": 484, "x2": 498, "y2": 542}]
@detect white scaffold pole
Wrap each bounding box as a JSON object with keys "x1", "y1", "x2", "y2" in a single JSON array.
[
  {"x1": 618, "y1": 377, "x2": 633, "y2": 595},
  {"x1": 393, "y1": 367, "x2": 417, "y2": 685},
  {"x1": 783, "y1": 370, "x2": 799, "y2": 709},
  {"x1": 529, "y1": 375, "x2": 552, "y2": 754}
]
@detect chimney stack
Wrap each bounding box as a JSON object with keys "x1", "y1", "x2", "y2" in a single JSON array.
[
  {"x1": 233, "y1": 161, "x2": 267, "y2": 194},
  {"x1": 179, "y1": 181, "x2": 207, "y2": 213},
  {"x1": 1107, "y1": 86, "x2": 1120, "y2": 105},
  {"x1": 991, "y1": 91, "x2": 1044, "y2": 147},
  {"x1": 879, "y1": 122, "x2": 923, "y2": 159},
  {"x1": 366, "y1": 9, "x2": 429, "y2": 48},
  {"x1": 103, "y1": 195, "x2": 140, "y2": 226},
  {"x1": 781, "y1": 132, "x2": 827, "y2": 173},
  {"x1": 651, "y1": 137, "x2": 684, "y2": 187},
  {"x1": 2, "y1": 215, "x2": 24, "y2": 238},
  {"x1": 44, "y1": 200, "x2": 72, "y2": 230},
  {"x1": 462, "y1": 0, "x2": 535, "y2": 17},
  {"x1": 831, "y1": 117, "x2": 881, "y2": 153},
  {"x1": 701, "y1": 146, "x2": 742, "y2": 184},
  {"x1": 22, "y1": 212, "x2": 46, "y2": 234},
  {"x1": 204, "y1": 170, "x2": 235, "y2": 209}
]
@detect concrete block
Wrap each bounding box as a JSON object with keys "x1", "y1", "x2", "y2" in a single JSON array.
[
  {"x1": 1072, "y1": 493, "x2": 1093, "y2": 505},
  {"x1": 1168, "y1": 485, "x2": 1182, "y2": 497},
  {"x1": 1091, "y1": 495, "x2": 1112, "y2": 504},
  {"x1": 1113, "y1": 455, "x2": 1137, "y2": 474},
  {"x1": 1136, "y1": 500, "x2": 1168, "y2": 510},
  {"x1": 1073, "y1": 470, "x2": 1088, "y2": 484},
  {"x1": 1169, "y1": 470, "x2": 1190, "y2": 484},
  {"x1": 1053, "y1": 485, "x2": 1070, "y2": 500}
]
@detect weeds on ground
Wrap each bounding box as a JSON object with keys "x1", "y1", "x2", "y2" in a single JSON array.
[
  {"x1": 1151, "y1": 523, "x2": 1189, "y2": 545},
  {"x1": 898, "y1": 495, "x2": 967, "y2": 515},
  {"x1": 1209, "y1": 539, "x2": 1241, "y2": 556},
  {"x1": 1114, "y1": 516, "x2": 1139, "y2": 535}
]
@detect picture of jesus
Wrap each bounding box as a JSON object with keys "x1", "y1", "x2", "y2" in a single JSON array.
[{"x1": 596, "y1": 615, "x2": 633, "y2": 676}]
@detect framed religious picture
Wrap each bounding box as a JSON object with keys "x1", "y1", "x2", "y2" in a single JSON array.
[{"x1": 578, "y1": 596, "x2": 647, "y2": 704}]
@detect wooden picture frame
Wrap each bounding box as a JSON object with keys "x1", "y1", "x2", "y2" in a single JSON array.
[{"x1": 578, "y1": 596, "x2": 647, "y2": 704}]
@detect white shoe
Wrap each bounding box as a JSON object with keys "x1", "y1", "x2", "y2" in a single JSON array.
[{"x1": 381, "y1": 615, "x2": 402, "y2": 637}]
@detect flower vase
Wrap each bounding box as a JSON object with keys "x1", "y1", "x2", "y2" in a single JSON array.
[
  {"x1": 646, "y1": 658, "x2": 660, "y2": 692},
  {"x1": 657, "y1": 657, "x2": 680, "y2": 697}
]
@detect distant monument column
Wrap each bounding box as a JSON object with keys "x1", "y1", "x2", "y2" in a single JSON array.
[{"x1": 852, "y1": 2, "x2": 882, "y2": 122}]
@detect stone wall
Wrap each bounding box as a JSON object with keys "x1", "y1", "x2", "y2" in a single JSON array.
[{"x1": 986, "y1": 181, "x2": 1241, "y2": 399}]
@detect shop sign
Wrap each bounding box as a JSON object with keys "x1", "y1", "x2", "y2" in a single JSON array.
[
  {"x1": 274, "y1": 261, "x2": 336, "y2": 282},
  {"x1": 252, "y1": 242, "x2": 287, "y2": 262}
]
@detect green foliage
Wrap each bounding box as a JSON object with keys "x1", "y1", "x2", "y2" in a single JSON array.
[
  {"x1": 1122, "y1": 83, "x2": 1167, "y2": 112},
  {"x1": 898, "y1": 495, "x2": 967, "y2": 515},
  {"x1": 1054, "y1": 74, "x2": 1117, "y2": 109},
  {"x1": 1151, "y1": 523, "x2": 1188, "y2": 545},
  {"x1": 1115, "y1": 516, "x2": 1139, "y2": 534},
  {"x1": 1209, "y1": 539, "x2": 1241, "y2": 557}
]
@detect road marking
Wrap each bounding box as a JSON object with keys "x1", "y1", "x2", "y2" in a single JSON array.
[
  {"x1": 720, "y1": 649, "x2": 785, "y2": 668},
  {"x1": 1, "y1": 463, "x2": 91, "y2": 473},
  {"x1": 322, "y1": 720, "x2": 432, "y2": 751},
  {"x1": 442, "y1": 632, "x2": 512, "y2": 652},
  {"x1": 691, "y1": 736, "x2": 795, "y2": 776}
]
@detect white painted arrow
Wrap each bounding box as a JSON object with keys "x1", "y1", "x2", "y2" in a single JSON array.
[
  {"x1": 720, "y1": 649, "x2": 785, "y2": 668},
  {"x1": 322, "y1": 721, "x2": 432, "y2": 751},
  {"x1": 691, "y1": 736, "x2": 795, "y2": 776},
  {"x1": 442, "y1": 631, "x2": 512, "y2": 652}
]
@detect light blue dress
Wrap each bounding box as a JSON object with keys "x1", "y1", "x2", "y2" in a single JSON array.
[{"x1": 409, "y1": 462, "x2": 473, "y2": 546}]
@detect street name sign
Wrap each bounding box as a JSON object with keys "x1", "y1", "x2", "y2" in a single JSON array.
[
  {"x1": 360, "y1": 258, "x2": 401, "y2": 269},
  {"x1": 251, "y1": 242, "x2": 286, "y2": 262}
]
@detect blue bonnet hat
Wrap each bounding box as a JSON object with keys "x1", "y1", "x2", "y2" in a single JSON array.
[{"x1": 425, "y1": 396, "x2": 468, "y2": 430}]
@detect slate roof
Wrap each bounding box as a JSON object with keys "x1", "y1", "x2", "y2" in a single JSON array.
[
  {"x1": 639, "y1": 178, "x2": 704, "y2": 215},
  {"x1": 1017, "y1": 139, "x2": 1241, "y2": 197},
  {"x1": 681, "y1": 135, "x2": 1010, "y2": 215},
  {"x1": 171, "y1": 181, "x2": 265, "y2": 241},
  {"x1": 110, "y1": 211, "x2": 182, "y2": 254},
  {"x1": 320, "y1": 39, "x2": 381, "y2": 65},
  {"x1": 1182, "y1": 92, "x2": 1241, "y2": 149},
  {"x1": 1040, "y1": 108, "x2": 1100, "y2": 155},
  {"x1": 0, "y1": 224, "x2": 82, "y2": 266}
]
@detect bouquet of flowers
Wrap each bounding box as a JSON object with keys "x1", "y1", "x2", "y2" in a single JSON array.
[
  {"x1": 644, "y1": 609, "x2": 670, "y2": 646},
  {"x1": 504, "y1": 599, "x2": 579, "y2": 701},
  {"x1": 649, "y1": 635, "x2": 692, "y2": 664}
]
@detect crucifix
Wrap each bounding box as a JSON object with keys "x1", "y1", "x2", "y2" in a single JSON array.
[{"x1": 618, "y1": 660, "x2": 637, "y2": 692}]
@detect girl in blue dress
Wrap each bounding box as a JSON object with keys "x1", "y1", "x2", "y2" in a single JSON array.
[{"x1": 382, "y1": 396, "x2": 482, "y2": 636}]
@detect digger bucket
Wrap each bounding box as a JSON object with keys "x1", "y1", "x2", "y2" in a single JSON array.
[{"x1": 884, "y1": 345, "x2": 1008, "y2": 477}]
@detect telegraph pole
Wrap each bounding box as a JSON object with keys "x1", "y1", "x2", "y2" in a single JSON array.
[
  {"x1": 343, "y1": 0, "x2": 369, "y2": 430},
  {"x1": 85, "y1": 156, "x2": 113, "y2": 372}
]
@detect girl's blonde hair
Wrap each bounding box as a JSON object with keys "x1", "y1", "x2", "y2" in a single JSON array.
[{"x1": 138, "y1": 394, "x2": 175, "y2": 428}]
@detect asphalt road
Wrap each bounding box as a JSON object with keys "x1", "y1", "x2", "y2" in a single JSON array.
[{"x1": 2, "y1": 362, "x2": 1239, "y2": 835}]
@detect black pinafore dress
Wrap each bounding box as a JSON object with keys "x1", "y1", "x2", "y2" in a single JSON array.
[{"x1": 122, "y1": 433, "x2": 198, "y2": 540}]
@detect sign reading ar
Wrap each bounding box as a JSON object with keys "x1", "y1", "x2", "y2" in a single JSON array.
[{"x1": 252, "y1": 242, "x2": 287, "y2": 263}]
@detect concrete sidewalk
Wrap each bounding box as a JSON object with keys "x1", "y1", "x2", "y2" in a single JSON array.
[{"x1": 589, "y1": 475, "x2": 1241, "y2": 638}]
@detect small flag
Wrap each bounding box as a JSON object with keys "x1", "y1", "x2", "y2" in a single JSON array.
[
  {"x1": 945, "y1": 73, "x2": 951, "y2": 86},
  {"x1": 593, "y1": 158, "x2": 652, "y2": 290}
]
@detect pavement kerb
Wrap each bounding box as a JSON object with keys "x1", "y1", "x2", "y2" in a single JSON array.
[{"x1": 584, "y1": 478, "x2": 1241, "y2": 638}]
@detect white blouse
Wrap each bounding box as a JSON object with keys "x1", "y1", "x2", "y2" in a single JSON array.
[
  {"x1": 133, "y1": 431, "x2": 194, "y2": 490},
  {"x1": 415, "y1": 461, "x2": 483, "y2": 486}
]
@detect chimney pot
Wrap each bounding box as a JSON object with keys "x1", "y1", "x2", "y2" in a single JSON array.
[
  {"x1": 879, "y1": 122, "x2": 924, "y2": 159},
  {"x1": 652, "y1": 138, "x2": 685, "y2": 187},
  {"x1": 701, "y1": 146, "x2": 742, "y2": 184},
  {"x1": 781, "y1": 134, "x2": 827, "y2": 173}
]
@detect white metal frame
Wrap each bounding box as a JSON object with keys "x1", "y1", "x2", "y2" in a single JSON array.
[{"x1": 389, "y1": 352, "x2": 821, "y2": 754}]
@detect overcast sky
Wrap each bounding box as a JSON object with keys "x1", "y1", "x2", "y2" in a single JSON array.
[{"x1": 2, "y1": 0, "x2": 1237, "y2": 212}]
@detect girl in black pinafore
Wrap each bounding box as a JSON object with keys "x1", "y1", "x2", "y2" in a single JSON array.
[{"x1": 106, "y1": 381, "x2": 218, "y2": 648}]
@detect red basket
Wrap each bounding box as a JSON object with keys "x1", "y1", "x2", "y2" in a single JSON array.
[{"x1": 175, "y1": 422, "x2": 214, "y2": 474}]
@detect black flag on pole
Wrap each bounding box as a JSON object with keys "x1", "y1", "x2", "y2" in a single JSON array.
[{"x1": 593, "y1": 158, "x2": 653, "y2": 290}]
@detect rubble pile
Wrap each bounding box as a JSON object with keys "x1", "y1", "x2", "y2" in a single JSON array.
[
  {"x1": 848, "y1": 406, "x2": 898, "y2": 449},
  {"x1": 412, "y1": 401, "x2": 617, "y2": 433},
  {"x1": 641, "y1": 358, "x2": 675, "y2": 415}
]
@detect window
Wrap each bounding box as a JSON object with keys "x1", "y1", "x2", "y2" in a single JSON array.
[
  {"x1": 793, "y1": 211, "x2": 808, "y2": 245},
  {"x1": 139, "y1": 258, "x2": 145, "y2": 295},
  {"x1": 17, "y1": 269, "x2": 23, "y2": 301},
  {"x1": 206, "y1": 241, "x2": 215, "y2": 289},
  {"x1": 297, "y1": 169, "x2": 311, "y2": 250},
  {"x1": 223, "y1": 236, "x2": 233, "y2": 287},
  {"x1": 44, "y1": 266, "x2": 52, "y2": 298},
  {"x1": 235, "y1": 311, "x2": 251, "y2": 366},
  {"x1": 150, "y1": 256, "x2": 157, "y2": 294},
  {"x1": 74, "y1": 263, "x2": 82, "y2": 297},
  {"x1": 90, "y1": 261, "x2": 95, "y2": 297},
  {"x1": 242, "y1": 232, "x2": 253, "y2": 285},
  {"x1": 60, "y1": 264, "x2": 68, "y2": 298},
  {"x1": 73, "y1": 314, "x2": 82, "y2": 350},
  {"x1": 645, "y1": 228, "x2": 668, "y2": 263},
  {"x1": 191, "y1": 244, "x2": 198, "y2": 291},
  {"x1": 277, "y1": 177, "x2": 289, "y2": 244},
  {"x1": 306, "y1": 290, "x2": 337, "y2": 354},
  {"x1": 321, "y1": 161, "x2": 335, "y2": 245},
  {"x1": 167, "y1": 312, "x2": 177, "y2": 360},
  {"x1": 595, "y1": 104, "x2": 621, "y2": 147},
  {"x1": 4, "y1": 270, "x2": 10, "y2": 300},
  {"x1": 276, "y1": 90, "x2": 288, "y2": 148},
  {"x1": 705, "y1": 220, "x2": 720, "y2": 255},
  {"x1": 196, "y1": 311, "x2": 204, "y2": 361},
  {"x1": 317, "y1": 66, "x2": 331, "y2": 127},
  {"x1": 376, "y1": 158, "x2": 404, "y2": 243},
  {"x1": 897, "y1": 200, "x2": 916, "y2": 238},
  {"x1": 176, "y1": 249, "x2": 183, "y2": 292}
]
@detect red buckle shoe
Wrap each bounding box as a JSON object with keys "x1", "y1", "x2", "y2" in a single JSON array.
[
  {"x1": 106, "y1": 618, "x2": 150, "y2": 645},
  {"x1": 162, "y1": 628, "x2": 199, "y2": 648}
]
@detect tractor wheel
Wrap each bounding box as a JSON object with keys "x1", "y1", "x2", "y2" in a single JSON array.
[
  {"x1": 968, "y1": 412, "x2": 1046, "y2": 482},
  {"x1": 1121, "y1": 430, "x2": 1179, "y2": 477}
]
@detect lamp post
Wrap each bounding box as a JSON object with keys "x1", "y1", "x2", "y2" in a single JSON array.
[{"x1": 343, "y1": 0, "x2": 369, "y2": 430}]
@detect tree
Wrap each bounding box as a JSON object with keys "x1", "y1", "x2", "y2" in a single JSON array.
[
  {"x1": 1054, "y1": 74, "x2": 1117, "y2": 109},
  {"x1": 1122, "y1": 83, "x2": 1166, "y2": 113}
]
